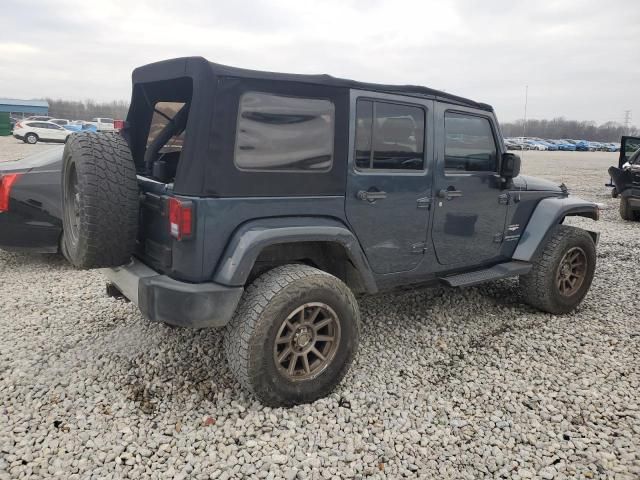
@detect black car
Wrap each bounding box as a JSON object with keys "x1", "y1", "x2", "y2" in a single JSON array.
[
  {"x1": 608, "y1": 135, "x2": 640, "y2": 221},
  {"x1": 6, "y1": 57, "x2": 601, "y2": 407},
  {"x1": 0, "y1": 147, "x2": 63, "y2": 252}
]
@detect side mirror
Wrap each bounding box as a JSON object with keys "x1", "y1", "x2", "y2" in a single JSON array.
[{"x1": 501, "y1": 152, "x2": 521, "y2": 180}]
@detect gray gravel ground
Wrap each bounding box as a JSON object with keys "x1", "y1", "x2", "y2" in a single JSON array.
[{"x1": 1, "y1": 137, "x2": 639, "y2": 479}]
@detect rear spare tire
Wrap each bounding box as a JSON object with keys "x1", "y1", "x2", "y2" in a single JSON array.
[{"x1": 61, "y1": 132, "x2": 139, "y2": 268}]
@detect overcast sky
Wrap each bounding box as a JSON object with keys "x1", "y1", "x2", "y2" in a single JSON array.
[{"x1": 0, "y1": 0, "x2": 638, "y2": 124}]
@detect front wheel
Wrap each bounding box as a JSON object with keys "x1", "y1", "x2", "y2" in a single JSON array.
[
  {"x1": 619, "y1": 197, "x2": 638, "y2": 221},
  {"x1": 520, "y1": 225, "x2": 596, "y2": 314},
  {"x1": 224, "y1": 265, "x2": 360, "y2": 407}
]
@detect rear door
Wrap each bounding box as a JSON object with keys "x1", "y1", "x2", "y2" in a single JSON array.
[
  {"x1": 430, "y1": 104, "x2": 508, "y2": 266},
  {"x1": 29, "y1": 122, "x2": 51, "y2": 140},
  {"x1": 345, "y1": 91, "x2": 434, "y2": 274},
  {"x1": 48, "y1": 123, "x2": 68, "y2": 140}
]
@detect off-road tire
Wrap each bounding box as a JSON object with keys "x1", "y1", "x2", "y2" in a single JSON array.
[
  {"x1": 619, "y1": 197, "x2": 638, "y2": 221},
  {"x1": 61, "y1": 132, "x2": 139, "y2": 268},
  {"x1": 520, "y1": 225, "x2": 596, "y2": 314},
  {"x1": 25, "y1": 133, "x2": 38, "y2": 144},
  {"x1": 224, "y1": 264, "x2": 360, "y2": 407}
]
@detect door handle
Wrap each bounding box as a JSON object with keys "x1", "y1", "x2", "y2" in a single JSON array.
[
  {"x1": 437, "y1": 188, "x2": 463, "y2": 200},
  {"x1": 357, "y1": 190, "x2": 387, "y2": 202}
]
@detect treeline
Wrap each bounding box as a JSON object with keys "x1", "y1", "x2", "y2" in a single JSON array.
[
  {"x1": 45, "y1": 98, "x2": 130, "y2": 121},
  {"x1": 500, "y1": 117, "x2": 638, "y2": 142}
]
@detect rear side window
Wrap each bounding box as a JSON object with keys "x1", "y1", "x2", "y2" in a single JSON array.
[
  {"x1": 147, "y1": 102, "x2": 186, "y2": 154},
  {"x1": 354, "y1": 99, "x2": 425, "y2": 171},
  {"x1": 444, "y1": 112, "x2": 498, "y2": 172},
  {"x1": 234, "y1": 92, "x2": 335, "y2": 172}
]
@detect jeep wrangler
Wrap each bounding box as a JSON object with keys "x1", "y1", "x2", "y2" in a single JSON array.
[
  {"x1": 60, "y1": 57, "x2": 599, "y2": 406},
  {"x1": 608, "y1": 135, "x2": 640, "y2": 221}
]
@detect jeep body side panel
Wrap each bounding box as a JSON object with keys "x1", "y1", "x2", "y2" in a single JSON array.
[
  {"x1": 511, "y1": 196, "x2": 598, "y2": 261},
  {"x1": 214, "y1": 217, "x2": 377, "y2": 293},
  {"x1": 498, "y1": 190, "x2": 554, "y2": 259},
  {"x1": 196, "y1": 196, "x2": 349, "y2": 283}
]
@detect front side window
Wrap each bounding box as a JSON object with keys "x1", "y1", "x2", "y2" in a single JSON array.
[
  {"x1": 444, "y1": 112, "x2": 498, "y2": 172},
  {"x1": 235, "y1": 92, "x2": 335, "y2": 172},
  {"x1": 354, "y1": 99, "x2": 425, "y2": 171}
]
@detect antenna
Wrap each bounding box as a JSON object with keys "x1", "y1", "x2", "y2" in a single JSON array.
[{"x1": 522, "y1": 85, "x2": 528, "y2": 142}]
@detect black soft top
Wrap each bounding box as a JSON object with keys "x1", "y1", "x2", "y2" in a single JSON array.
[
  {"x1": 132, "y1": 56, "x2": 493, "y2": 112},
  {"x1": 127, "y1": 56, "x2": 495, "y2": 197}
]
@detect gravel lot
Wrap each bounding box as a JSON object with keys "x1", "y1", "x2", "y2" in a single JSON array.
[{"x1": 1, "y1": 137, "x2": 638, "y2": 479}]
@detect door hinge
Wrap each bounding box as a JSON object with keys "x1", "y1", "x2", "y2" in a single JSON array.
[
  {"x1": 498, "y1": 193, "x2": 510, "y2": 205},
  {"x1": 416, "y1": 197, "x2": 432, "y2": 209},
  {"x1": 411, "y1": 242, "x2": 427, "y2": 254},
  {"x1": 493, "y1": 233, "x2": 504, "y2": 243}
]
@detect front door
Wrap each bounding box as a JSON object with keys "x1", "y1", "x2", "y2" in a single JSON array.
[
  {"x1": 431, "y1": 105, "x2": 508, "y2": 266},
  {"x1": 345, "y1": 93, "x2": 433, "y2": 274}
]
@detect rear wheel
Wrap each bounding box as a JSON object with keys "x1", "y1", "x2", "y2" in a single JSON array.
[
  {"x1": 25, "y1": 133, "x2": 38, "y2": 144},
  {"x1": 224, "y1": 264, "x2": 360, "y2": 407},
  {"x1": 520, "y1": 225, "x2": 596, "y2": 314},
  {"x1": 61, "y1": 132, "x2": 139, "y2": 268}
]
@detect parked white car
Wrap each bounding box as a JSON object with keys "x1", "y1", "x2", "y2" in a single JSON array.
[
  {"x1": 13, "y1": 120, "x2": 72, "y2": 144},
  {"x1": 88, "y1": 117, "x2": 116, "y2": 132}
]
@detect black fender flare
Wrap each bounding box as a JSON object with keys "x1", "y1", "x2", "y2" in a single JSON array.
[
  {"x1": 512, "y1": 197, "x2": 599, "y2": 262},
  {"x1": 213, "y1": 216, "x2": 378, "y2": 293}
]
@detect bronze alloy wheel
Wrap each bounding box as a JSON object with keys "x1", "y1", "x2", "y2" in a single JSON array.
[
  {"x1": 556, "y1": 246, "x2": 587, "y2": 297},
  {"x1": 273, "y1": 302, "x2": 341, "y2": 381}
]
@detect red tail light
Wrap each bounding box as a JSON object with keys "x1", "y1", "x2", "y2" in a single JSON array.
[
  {"x1": 15, "y1": 122, "x2": 23, "y2": 129},
  {"x1": 113, "y1": 119, "x2": 125, "y2": 131},
  {"x1": 168, "y1": 197, "x2": 193, "y2": 240},
  {"x1": 0, "y1": 173, "x2": 21, "y2": 213}
]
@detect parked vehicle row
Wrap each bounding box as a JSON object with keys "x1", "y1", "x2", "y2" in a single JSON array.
[
  {"x1": 505, "y1": 137, "x2": 620, "y2": 152},
  {"x1": 10, "y1": 116, "x2": 120, "y2": 144}
]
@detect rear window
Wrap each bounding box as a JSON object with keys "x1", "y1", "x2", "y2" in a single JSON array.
[
  {"x1": 102, "y1": 118, "x2": 114, "y2": 123},
  {"x1": 234, "y1": 92, "x2": 335, "y2": 172},
  {"x1": 147, "y1": 102, "x2": 186, "y2": 153}
]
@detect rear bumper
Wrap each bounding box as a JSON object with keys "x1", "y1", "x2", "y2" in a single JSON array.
[
  {"x1": 13, "y1": 134, "x2": 23, "y2": 141},
  {"x1": 103, "y1": 258, "x2": 243, "y2": 328}
]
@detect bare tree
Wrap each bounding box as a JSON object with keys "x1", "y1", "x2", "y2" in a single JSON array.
[
  {"x1": 500, "y1": 117, "x2": 639, "y2": 142},
  {"x1": 45, "y1": 98, "x2": 130, "y2": 121}
]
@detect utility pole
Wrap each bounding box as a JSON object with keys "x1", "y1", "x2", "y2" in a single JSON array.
[
  {"x1": 623, "y1": 110, "x2": 632, "y2": 135},
  {"x1": 522, "y1": 85, "x2": 528, "y2": 141}
]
